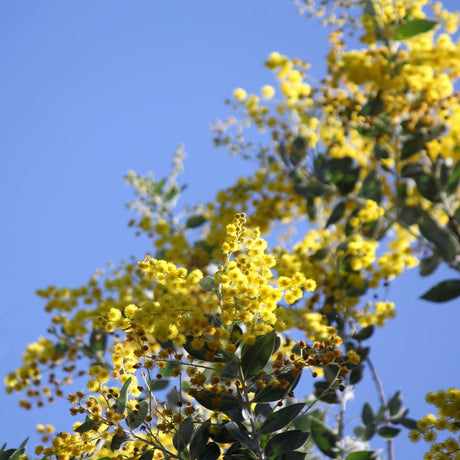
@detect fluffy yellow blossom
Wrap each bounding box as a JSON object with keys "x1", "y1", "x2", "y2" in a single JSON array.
[{"x1": 234, "y1": 88, "x2": 247, "y2": 101}]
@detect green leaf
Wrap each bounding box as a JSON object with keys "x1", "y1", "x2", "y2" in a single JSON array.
[
  {"x1": 114, "y1": 377, "x2": 132, "y2": 415},
  {"x1": 183, "y1": 337, "x2": 228, "y2": 363},
  {"x1": 241, "y1": 330, "x2": 276, "y2": 379},
  {"x1": 415, "y1": 173, "x2": 440, "y2": 202},
  {"x1": 345, "y1": 451, "x2": 379, "y2": 460},
  {"x1": 326, "y1": 201, "x2": 346, "y2": 228},
  {"x1": 352, "y1": 325, "x2": 375, "y2": 342},
  {"x1": 455, "y1": 205, "x2": 460, "y2": 224},
  {"x1": 291, "y1": 136, "x2": 307, "y2": 166},
  {"x1": 190, "y1": 419, "x2": 211, "y2": 459},
  {"x1": 394, "y1": 18, "x2": 437, "y2": 40},
  {"x1": 350, "y1": 365, "x2": 364, "y2": 385},
  {"x1": 401, "y1": 135, "x2": 425, "y2": 160},
  {"x1": 198, "y1": 442, "x2": 220, "y2": 460},
  {"x1": 265, "y1": 430, "x2": 309, "y2": 458},
  {"x1": 149, "y1": 378, "x2": 170, "y2": 391},
  {"x1": 399, "y1": 205, "x2": 421, "y2": 226},
  {"x1": 110, "y1": 431, "x2": 131, "y2": 451},
  {"x1": 375, "y1": 406, "x2": 386, "y2": 423},
  {"x1": 173, "y1": 417, "x2": 194, "y2": 452},
  {"x1": 154, "y1": 178, "x2": 166, "y2": 193},
  {"x1": 359, "y1": 171, "x2": 382, "y2": 203},
  {"x1": 316, "y1": 156, "x2": 359, "y2": 191},
  {"x1": 306, "y1": 195, "x2": 316, "y2": 220},
  {"x1": 360, "y1": 92, "x2": 384, "y2": 117},
  {"x1": 89, "y1": 328, "x2": 107, "y2": 353},
  {"x1": 279, "y1": 142, "x2": 290, "y2": 166},
  {"x1": 401, "y1": 162, "x2": 425, "y2": 179},
  {"x1": 363, "y1": 424, "x2": 376, "y2": 441},
  {"x1": 362, "y1": 403, "x2": 375, "y2": 426},
  {"x1": 138, "y1": 451, "x2": 154, "y2": 460},
  {"x1": 377, "y1": 426, "x2": 401, "y2": 438},
  {"x1": 388, "y1": 391, "x2": 402, "y2": 416},
  {"x1": 419, "y1": 214, "x2": 458, "y2": 262},
  {"x1": 314, "y1": 380, "x2": 339, "y2": 404},
  {"x1": 260, "y1": 403, "x2": 305, "y2": 434},
  {"x1": 401, "y1": 125, "x2": 444, "y2": 160},
  {"x1": 199, "y1": 275, "x2": 216, "y2": 292},
  {"x1": 373, "y1": 143, "x2": 389, "y2": 160},
  {"x1": 186, "y1": 215, "x2": 207, "y2": 228},
  {"x1": 447, "y1": 161, "x2": 460, "y2": 194},
  {"x1": 419, "y1": 254, "x2": 441, "y2": 277},
  {"x1": 293, "y1": 184, "x2": 324, "y2": 197},
  {"x1": 276, "y1": 452, "x2": 307, "y2": 460},
  {"x1": 420, "y1": 279, "x2": 460, "y2": 302},
  {"x1": 398, "y1": 417, "x2": 418, "y2": 430},
  {"x1": 75, "y1": 419, "x2": 96, "y2": 434},
  {"x1": 164, "y1": 185, "x2": 179, "y2": 202},
  {"x1": 224, "y1": 421, "x2": 255, "y2": 448},
  {"x1": 127, "y1": 400, "x2": 149, "y2": 430},
  {"x1": 253, "y1": 371, "x2": 301, "y2": 403},
  {"x1": 0, "y1": 444, "x2": 27, "y2": 460},
  {"x1": 225, "y1": 446, "x2": 257, "y2": 460},
  {"x1": 195, "y1": 390, "x2": 243, "y2": 422},
  {"x1": 310, "y1": 418, "x2": 338, "y2": 458},
  {"x1": 354, "y1": 425, "x2": 365, "y2": 438}
]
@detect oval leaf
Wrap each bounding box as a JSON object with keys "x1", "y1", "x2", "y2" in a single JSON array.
[
  {"x1": 420, "y1": 279, "x2": 460, "y2": 302},
  {"x1": 346, "y1": 451, "x2": 379, "y2": 460},
  {"x1": 388, "y1": 391, "x2": 402, "y2": 416},
  {"x1": 265, "y1": 430, "x2": 309, "y2": 458},
  {"x1": 198, "y1": 442, "x2": 220, "y2": 460},
  {"x1": 260, "y1": 403, "x2": 305, "y2": 434},
  {"x1": 190, "y1": 419, "x2": 211, "y2": 459},
  {"x1": 127, "y1": 400, "x2": 149, "y2": 430},
  {"x1": 186, "y1": 215, "x2": 207, "y2": 228},
  {"x1": 253, "y1": 371, "x2": 301, "y2": 403},
  {"x1": 195, "y1": 390, "x2": 243, "y2": 422},
  {"x1": 359, "y1": 171, "x2": 382, "y2": 203},
  {"x1": 394, "y1": 19, "x2": 437, "y2": 40},
  {"x1": 114, "y1": 377, "x2": 132, "y2": 415},
  {"x1": 241, "y1": 330, "x2": 276, "y2": 379},
  {"x1": 310, "y1": 418, "x2": 338, "y2": 458},
  {"x1": 173, "y1": 417, "x2": 194, "y2": 452},
  {"x1": 377, "y1": 426, "x2": 401, "y2": 438},
  {"x1": 362, "y1": 403, "x2": 375, "y2": 426},
  {"x1": 326, "y1": 201, "x2": 346, "y2": 228},
  {"x1": 419, "y1": 254, "x2": 441, "y2": 277},
  {"x1": 199, "y1": 276, "x2": 216, "y2": 292},
  {"x1": 352, "y1": 325, "x2": 375, "y2": 342},
  {"x1": 419, "y1": 214, "x2": 457, "y2": 263},
  {"x1": 224, "y1": 421, "x2": 255, "y2": 449},
  {"x1": 110, "y1": 431, "x2": 130, "y2": 451},
  {"x1": 75, "y1": 419, "x2": 96, "y2": 434}
]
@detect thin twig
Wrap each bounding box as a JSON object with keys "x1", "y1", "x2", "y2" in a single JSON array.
[{"x1": 366, "y1": 357, "x2": 394, "y2": 460}]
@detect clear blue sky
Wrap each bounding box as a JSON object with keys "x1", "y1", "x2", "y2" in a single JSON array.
[{"x1": 1, "y1": 1, "x2": 459, "y2": 457}]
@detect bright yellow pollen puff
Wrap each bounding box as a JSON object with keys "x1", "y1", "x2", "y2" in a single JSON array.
[
  {"x1": 88, "y1": 365, "x2": 110, "y2": 383},
  {"x1": 261, "y1": 85, "x2": 275, "y2": 100},
  {"x1": 124, "y1": 303, "x2": 138, "y2": 319},
  {"x1": 107, "y1": 307, "x2": 122, "y2": 322},
  {"x1": 234, "y1": 88, "x2": 247, "y2": 101},
  {"x1": 347, "y1": 350, "x2": 360, "y2": 365}
]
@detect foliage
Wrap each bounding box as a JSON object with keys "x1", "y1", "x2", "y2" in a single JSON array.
[{"x1": 4, "y1": 0, "x2": 460, "y2": 459}]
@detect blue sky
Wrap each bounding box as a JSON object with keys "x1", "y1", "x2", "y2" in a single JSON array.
[{"x1": 1, "y1": 1, "x2": 459, "y2": 457}]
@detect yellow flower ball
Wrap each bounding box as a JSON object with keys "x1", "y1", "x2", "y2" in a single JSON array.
[{"x1": 233, "y1": 88, "x2": 247, "y2": 101}]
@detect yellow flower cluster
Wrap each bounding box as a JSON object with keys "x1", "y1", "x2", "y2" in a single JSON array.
[
  {"x1": 410, "y1": 388, "x2": 460, "y2": 459},
  {"x1": 218, "y1": 213, "x2": 317, "y2": 342},
  {"x1": 358, "y1": 300, "x2": 396, "y2": 327}
]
